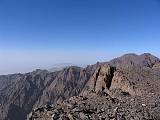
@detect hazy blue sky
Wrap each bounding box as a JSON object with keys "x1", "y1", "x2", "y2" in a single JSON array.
[{"x1": 0, "y1": 0, "x2": 160, "y2": 74}]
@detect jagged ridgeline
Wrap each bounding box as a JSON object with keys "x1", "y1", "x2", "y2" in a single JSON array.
[{"x1": 0, "y1": 53, "x2": 160, "y2": 120}]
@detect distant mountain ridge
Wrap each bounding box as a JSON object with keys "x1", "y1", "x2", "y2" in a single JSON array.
[{"x1": 0, "y1": 53, "x2": 160, "y2": 120}]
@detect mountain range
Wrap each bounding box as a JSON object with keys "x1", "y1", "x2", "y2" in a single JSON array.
[{"x1": 0, "y1": 53, "x2": 160, "y2": 120}]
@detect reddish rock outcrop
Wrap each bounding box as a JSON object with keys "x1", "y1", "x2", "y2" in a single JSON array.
[{"x1": 81, "y1": 64, "x2": 115, "y2": 95}]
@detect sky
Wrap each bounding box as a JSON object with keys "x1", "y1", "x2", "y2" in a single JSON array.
[{"x1": 0, "y1": 0, "x2": 160, "y2": 74}]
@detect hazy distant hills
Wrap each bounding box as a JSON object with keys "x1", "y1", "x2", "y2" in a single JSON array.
[
  {"x1": 0, "y1": 53, "x2": 160, "y2": 120},
  {"x1": 48, "y1": 63, "x2": 76, "y2": 72}
]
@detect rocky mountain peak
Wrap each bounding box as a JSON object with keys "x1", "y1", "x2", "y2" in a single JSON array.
[{"x1": 110, "y1": 53, "x2": 160, "y2": 68}]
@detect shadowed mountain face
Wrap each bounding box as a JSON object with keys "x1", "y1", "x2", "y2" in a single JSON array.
[
  {"x1": 0, "y1": 66, "x2": 95, "y2": 120},
  {"x1": 0, "y1": 69, "x2": 54, "y2": 120},
  {"x1": 33, "y1": 66, "x2": 92, "y2": 108},
  {"x1": 0, "y1": 53, "x2": 160, "y2": 120}
]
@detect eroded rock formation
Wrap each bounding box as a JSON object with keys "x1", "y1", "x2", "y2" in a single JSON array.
[{"x1": 81, "y1": 64, "x2": 115, "y2": 95}]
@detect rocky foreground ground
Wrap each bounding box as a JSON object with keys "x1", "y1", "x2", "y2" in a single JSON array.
[{"x1": 28, "y1": 93, "x2": 160, "y2": 120}]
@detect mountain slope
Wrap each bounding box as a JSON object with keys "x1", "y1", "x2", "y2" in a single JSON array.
[
  {"x1": 0, "y1": 73, "x2": 23, "y2": 90},
  {"x1": 34, "y1": 66, "x2": 92, "y2": 108}
]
